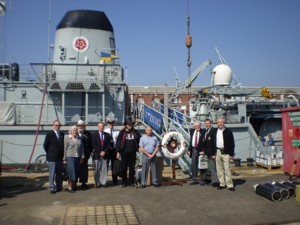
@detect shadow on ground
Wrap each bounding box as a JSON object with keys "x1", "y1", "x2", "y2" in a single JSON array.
[{"x1": 0, "y1": 174, "x2": 48, "y2": 200}]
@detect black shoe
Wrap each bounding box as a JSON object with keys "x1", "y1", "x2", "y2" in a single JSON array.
[
  {"x1": 153, "y1": 183, "x2": 160, "y2": 188},
  {"x1": 50, "y1": 190, "x2": 56, "y2": 194},
  {"x1": 73, "y1": 184, "x2": 77, "y2": 191},
  {"x1": 121, "y1": 184, "x2": 127, "y2": 187},
  {"x1": 67, "y1": 189, "x2": 75, "y2": 193},
  {"x1": 56, "y1": 189, "x2": 62, "y2": 192},
  {"x1": 95, "y1": 185, "x2": 101, "y2": 188},
  {"x1": 217, "y1": 186, "x2": 226, "y2": 190},
  {"x1": 210, "y1": 182, "x2": 220, "y2": 188},
  {"x1": 140, "y1": 185, "x2": 145, "y2": 188},
  {"x1": 81, "y1": 183, "x2": 89, "y2": 189},
  {"x1": 228, "y1": 187, "x2": 235, "y2": 191},
  {"x1": 102, "y1": 185, "x2": 108, "y2": 188},
  {"x1": 189, "y1": 181, "x2": 198, "y2": 185},
  {"x1": 200, "y1": 182, "x2": 205, "y2": 186}
]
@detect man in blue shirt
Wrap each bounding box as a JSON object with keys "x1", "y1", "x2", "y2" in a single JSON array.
[{"x1": 139, "y1": 126, "x2": 160, "y2": 188}]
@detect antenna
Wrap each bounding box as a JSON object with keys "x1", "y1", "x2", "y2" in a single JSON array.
[
  {"x1": 215, "y1": 47, "x2": 241, "y2": 87},
  {"x1": 173, "y1": 66, "x2": 180, "y2": 88},
  {"x1": 47, "y1": 0, "x2": 52, "y2": 63}
]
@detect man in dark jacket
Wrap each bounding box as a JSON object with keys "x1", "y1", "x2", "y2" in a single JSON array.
[
  {"x1": 214, "y1": 117, "x2": 235, "y2": 191},
  {"x1": 116, "y1": 118, "x2": 141, "y2": 187},
  {"x1": 92, "y1": 122, "x2": 112, "y2": 188},
  {"x1": 188, "y1": 121, "x2": 202, "y2": 185},
  {"x1": 104, "y1": 118, "x2": 120, "y2": 186},
  {"x1": 77, "y1": 120, "x2": 93, "y2": 189},
  {"x1": 199, "y1": 119, "x2": 219, "y2": 187},
  {"x1": 43, "y1": 120, "x2": 64, "y2": 194}
]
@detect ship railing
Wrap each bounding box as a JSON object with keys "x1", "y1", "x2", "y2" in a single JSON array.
[
  {"x1": 14, "y1": 104, "x2": 112, "y2": 125},
  {"x1": 30, "y1": 63, "x2": 124, "y2": 91},
  {"x1": 133, "y1": 102, "x2": 193, "y2": 174}
]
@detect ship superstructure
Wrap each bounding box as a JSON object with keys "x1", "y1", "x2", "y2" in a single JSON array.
[{"x1": 0, "y1": 10, "x2": 126, "y2": 164}]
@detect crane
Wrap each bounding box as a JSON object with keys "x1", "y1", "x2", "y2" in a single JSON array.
[{"x1": 168, "y1": 60, "x2": 211, "y2": 104}]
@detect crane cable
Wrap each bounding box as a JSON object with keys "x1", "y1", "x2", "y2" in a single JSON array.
[{"x1": 186, "y1": 0, "x2": 192, "y2": 91}]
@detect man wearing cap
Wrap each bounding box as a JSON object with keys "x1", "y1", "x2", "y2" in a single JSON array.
[
  {"x1": 77, "y1": 120, "x2": 93, "y2": 189},
  {"x1": 92, "y1": 122, "x2": 112, "y2": 188},
  {"x1": 116, "y1": 118, "x2": 141, "y2": 187},
  {"x1": 104, "y1": 118, "x2": 120, "y2": 186}
]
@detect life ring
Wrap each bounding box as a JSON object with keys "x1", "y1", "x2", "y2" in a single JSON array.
[{"x1": 161, "y1": 132, "x2": 187, "y2": 160}]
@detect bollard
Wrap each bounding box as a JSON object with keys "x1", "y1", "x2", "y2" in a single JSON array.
[
  {"x1": 234, "y1": 158, "x2": 241, "y2": 167},
  {"x1": 247, "y1": 157, "x2": 254, "y2": 167}
]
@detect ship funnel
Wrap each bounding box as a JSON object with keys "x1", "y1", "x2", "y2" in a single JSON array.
[{"x1": 53, "y1": 10, "x2": 116, "y2": 65}]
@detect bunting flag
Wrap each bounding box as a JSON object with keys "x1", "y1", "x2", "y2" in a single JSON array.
[{"x1": 100, "y1": 52, "x2": 119, "y2": 63}]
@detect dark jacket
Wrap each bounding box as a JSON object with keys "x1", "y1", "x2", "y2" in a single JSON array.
[
  {"x1": 199, "y1": 127, "x2": 216, "y2": 158},
  {"x1": 92, "y1": 131, "x2": 112, "y2": 160},
  {"x1": 80, "y1": 130, "x2": 93, "y2": 159},
  {"x1": 43, "y1": 130, "x2": 64, "y2": 161},
  {"x1": 116, "y1": 129, "x2": 141, "y2": 152},
  {"x1": 214, "y1": 127, "x2": 235, "y2": 157},
  {"x1": 188, "y1": 128, "x2": 203, "y2": 158}
]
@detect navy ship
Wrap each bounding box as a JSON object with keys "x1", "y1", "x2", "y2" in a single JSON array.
[{"x1": 0, "y1": 10, "x2": 126, "y2": 165}]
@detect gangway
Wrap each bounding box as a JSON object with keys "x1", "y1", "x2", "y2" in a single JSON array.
[{"x1": 133, "y1": 101, "x2": 201, "y2": 174}]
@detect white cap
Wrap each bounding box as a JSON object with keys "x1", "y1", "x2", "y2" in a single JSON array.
[{"x1": 77, "y1": 120, "x2": 86, "y2": 126}]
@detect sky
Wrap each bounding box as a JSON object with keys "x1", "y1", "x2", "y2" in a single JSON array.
[{"x1": 1, "y1": 0, "x2": 300, "y2": 88}]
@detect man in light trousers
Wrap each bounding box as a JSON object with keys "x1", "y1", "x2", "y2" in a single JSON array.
[
  {"x1": 215, "y1": 117, "x2": 235, "y2": 191},
  {"x1": 139, "y1": 126, "x2": 160, "y2": 188}
]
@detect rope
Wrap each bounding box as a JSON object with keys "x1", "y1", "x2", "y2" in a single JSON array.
[
  {"x1": 25, "y1": 83, "x2": 47, "y2": 170},
  {"x1": 0, "y1": 139, "x2": 43, "y2": 146}
]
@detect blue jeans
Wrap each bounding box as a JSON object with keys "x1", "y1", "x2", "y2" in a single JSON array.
[{"x1": 48, "y1": 161, "x2": 63, "y2": 191}]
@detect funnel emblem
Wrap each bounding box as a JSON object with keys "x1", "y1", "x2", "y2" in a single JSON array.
[{"x1": 72, "y1": 36, "x2": 89, "y2": 52}]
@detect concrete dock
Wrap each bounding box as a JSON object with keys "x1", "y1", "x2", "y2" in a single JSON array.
[{"x1": 1, "y1": 164, "x2": 300, "y2": 225}]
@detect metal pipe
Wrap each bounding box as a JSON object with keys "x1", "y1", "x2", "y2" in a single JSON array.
[
  {"x1": 264, "y1": 183, "x2": 289, "y2": 200},
  {"x1": 254, "y1": 184, "x2": 281, "y2": 202},
  {"x1": 276, "y1": 181, "x2": 296, "y2": 197},
  {"x1": 273, "y1": 182, "x2": 295, "y2": 198}
]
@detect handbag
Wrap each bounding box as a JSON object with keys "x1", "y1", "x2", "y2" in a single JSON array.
[
  {"x1": 113, "y1": 159, "x2": 122, "y2": 177},
  {"x1": 198, "y1": 155, "x2": 208, "y2": 169},
  {"x1": 61, "y1": 165, "x2": 68, "y2": 181}
]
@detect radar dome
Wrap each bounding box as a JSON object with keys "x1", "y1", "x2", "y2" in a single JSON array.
[{"x1": 212, "y1": 64, "x2": 232, "y2": 86}]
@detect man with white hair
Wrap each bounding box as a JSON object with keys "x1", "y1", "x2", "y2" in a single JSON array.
[
  {"x1": 77, "y1": 120, "x2": 93, "y2": 189},
  {"x1": 215, "y1": 117, "x2": 235, "y2": 191},
  {"x1": 188, "y1": 121, "x2": 203, "y2": 185}
]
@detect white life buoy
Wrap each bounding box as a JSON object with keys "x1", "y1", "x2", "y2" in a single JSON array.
[{"x1": 161, "y1": 131, "x2": 187, "y2": 160}]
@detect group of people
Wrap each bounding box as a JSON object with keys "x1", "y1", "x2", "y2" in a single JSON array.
[
  {"x1": 43, "y1": 116, "x2": 236, "y2": 194},
  {"x1": 188, "y1": 118, "x2": 236, "y2": 191},
  {"x1": 43, "y1": 118, "x2": 160, "y2": 194}
]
